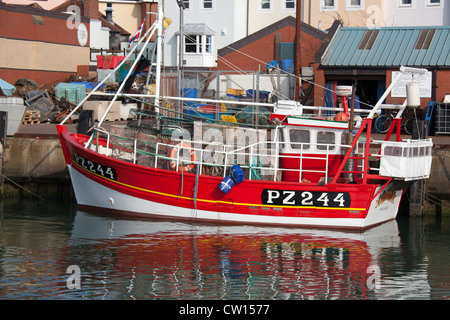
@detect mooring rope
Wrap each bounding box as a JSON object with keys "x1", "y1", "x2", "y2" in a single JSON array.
[{"x1": 1, "y1": 174, "x2": 44, "y2": 200}]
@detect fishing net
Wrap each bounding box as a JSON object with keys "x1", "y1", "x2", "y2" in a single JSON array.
[{"x1": 100, "y1": 115, "x2": 279, "y2": 181}]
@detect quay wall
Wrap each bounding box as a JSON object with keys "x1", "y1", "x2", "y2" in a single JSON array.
[
  {"x1": 2, "y1": 137, "x2": 72, "y2": 199},
  {"x1": 1, "y1": 137, "x2": 450, "y2": 201}
]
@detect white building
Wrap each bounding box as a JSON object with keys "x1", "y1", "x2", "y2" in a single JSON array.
[
  {"x1": 162, "y1": 0, "x2": 449, "y2": 68},
  {"x1": 384, "y1": 0, "x2": 449, "y2": 26},
  {"x1": 163, "y1": 0, "x2": 248, "y2": 68}
]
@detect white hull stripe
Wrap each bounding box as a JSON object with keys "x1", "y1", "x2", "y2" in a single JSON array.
[{"x1": 69, "y1": 165, "x2": 368, "y2": 229}]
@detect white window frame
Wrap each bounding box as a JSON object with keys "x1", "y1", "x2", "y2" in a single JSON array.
[
  {"x1": 398, "y1": 0, "x2": 413, "y2": 8},
  {"x1": 346, "y1": 0, "x2": 364, "y2": 11},
  {"x1": 260, "y1": 0, "x2": 271, "y2": 10},
  {"x1": 284, "y1": 0, "x2": 296, "y2": 11},
  {"x1": 426, "y1": 0, "x2": 442, "y2": 7},
  {"x1": 183, "y1": 0, "x2": 191, "y2": 11},
  {"x1": 184, "y1": 34, "x2": 213, "y2": 55},
  {"x1": 202, "y1": 0, "x2": 213, "y2": 10},
  {"x1": 184, "y1": 34, "x2": 201, "y2": 54},
  {"x1": 205, "y1": 35, "x2": 213, "y2": 53},
  {"x1": 321, "y1": 0, "x2": 338, "y2": 11}
]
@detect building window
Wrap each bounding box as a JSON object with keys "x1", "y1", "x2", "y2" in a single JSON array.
[
  {"x1": 203, "y1": 0, "x2": 213, "y2": 9},
  {"x1": 184, "y1": 34, "x2": 213, "y2": 54},
  {"x1": 285, "y1": 0, "x2": 295, "y2": 10},
  {"x1": 185, "y1": 34, "x2": 201, "y2": 53},
  {"x1": 183, "y1": 0, "x2": 190, "y2": 9},
  {"x1": 205, "y1": 35, "x2": 212, "y2": 53},
  {"x1": 321, "y1": 0, "x2": 338, "y2": 11},
  {"x1": 399, "y1": 0, "x2": 412, "y2": 7},
  {"x1": 427, "y1": 0, "x2": 441, "y2": 6},
  {"x1": 346, "y1": 0, "x2": 363, "y2": 10},
  {"x1": 261, "y1": 0, "x2": 271, "y2": 10}
]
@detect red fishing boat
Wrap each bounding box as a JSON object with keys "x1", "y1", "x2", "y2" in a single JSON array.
[{"x1": 57, "y1": 6, "x2": 432, "y2": 230}]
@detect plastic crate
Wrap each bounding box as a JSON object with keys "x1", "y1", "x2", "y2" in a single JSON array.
[
  {"x1": 435, "y1": 103, "x2": 450, "y2": 135},
  {"x1": 96, "y1": 55, "x2": 125, "y2": 69},
  {"x1": 226, "y1": 88, "x2": 245, "y2": 98},
  {"x1": 55, "y1": 83, "x2": 86, "y2": 104}
]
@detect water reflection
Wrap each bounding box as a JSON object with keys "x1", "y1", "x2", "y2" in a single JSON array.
[
  {"x1": 1, "y1": 201, "x2": 449, "y2": 300},
  {"x1": 66, "y1": 211, "x2": 413, "y2": 300}
]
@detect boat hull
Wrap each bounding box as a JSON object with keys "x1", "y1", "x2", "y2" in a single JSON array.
[{"x1": 58, "y1": 126, "x2": 403, "y2": 230}]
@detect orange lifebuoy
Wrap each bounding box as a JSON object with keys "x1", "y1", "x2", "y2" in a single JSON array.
[{"x1": 169, "y1": 142, "x2": 197, "y2": 172}]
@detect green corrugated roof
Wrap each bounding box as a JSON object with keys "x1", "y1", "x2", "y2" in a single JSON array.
[{"x1": 321, "y1": 26, "x2": 450, "y2": 67}]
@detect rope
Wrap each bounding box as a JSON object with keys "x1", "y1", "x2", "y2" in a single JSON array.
[
  {"x1": 1, "y1": 174, "x2": 44, "y2": 200},
  {"x1": 191, "y1": 163, "x2": 200, "y2": 222}
]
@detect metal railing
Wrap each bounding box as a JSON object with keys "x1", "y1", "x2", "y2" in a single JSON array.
[{"x1": 89, "y1": 127, "x2": 355, "y2": 184}]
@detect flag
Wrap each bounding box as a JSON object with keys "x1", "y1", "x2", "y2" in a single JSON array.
[{"x1": 128, "y1": 17, "x2": 146, "y2": 48}]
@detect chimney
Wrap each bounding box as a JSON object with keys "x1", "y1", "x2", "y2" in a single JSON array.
[
  {"x1": 84, "y1": 0, "x2": 100, "y2": 20},
  {"x1": 105, "y1": 2, "x2": 113, "y2": 23}
]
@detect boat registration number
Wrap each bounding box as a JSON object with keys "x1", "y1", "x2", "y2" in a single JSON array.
[
  {"x1": 73, "y1": 152, "x2": 117, "y2": 181},
  {"x1": 261, "y1": 189, "x2": 351, "y2": 208}
]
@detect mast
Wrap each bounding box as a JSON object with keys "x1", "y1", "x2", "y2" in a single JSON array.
[
  {"x1": 295, "y1": 0, "x2": 301, "y2": 101},
  {"x1": 154, "y1": 2, "x2": 163, "y2": 111}
]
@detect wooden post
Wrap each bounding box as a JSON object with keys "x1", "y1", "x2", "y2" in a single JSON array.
[
  {"x1": 409, "y1": 119, "x2": 426, "y2": 216},
  {"x1": 0, "y1": 111, "x2": 7, "y2": 197}
]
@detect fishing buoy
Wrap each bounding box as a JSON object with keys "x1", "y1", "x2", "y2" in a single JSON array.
[
  {"x1": 406, "y1": 82, "x2": 420, "y2": 108},
  {"x1": 335, "y1": 112, "x2": 349, "y2": 122},
  {"x1": 230, "y1": 165, "x2": 244, "y2": 184},
  {"x1": 218, "y1": 176, "x2": 235, "y2": 194}
]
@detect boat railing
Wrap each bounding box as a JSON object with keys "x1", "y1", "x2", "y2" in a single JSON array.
[
  {"x1": 368, "y1": 138, "x2": 433, "y2": 180},
  {"x1": 93, "y1": 125, "x2": 434, "y2": 184},
  {"x1": 89, "y1": 127, "x2": 356, "y2": 183}
]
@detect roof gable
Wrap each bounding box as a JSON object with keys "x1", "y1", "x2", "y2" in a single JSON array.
[
  {"x1": 321, "y1": 26, "x2": 450, "y2": 68},
  {"x1": 218, "y1": 16, "x2": 327, "y2": 57}
]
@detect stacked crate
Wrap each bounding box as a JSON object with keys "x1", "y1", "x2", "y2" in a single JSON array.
[{"x1": 435, "y1": 103, "x2": 450, "y2": 135}]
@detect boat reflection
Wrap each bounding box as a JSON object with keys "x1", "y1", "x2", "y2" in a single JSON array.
[{"x1": 68, "y1": 211, "x2": 430, "y2": 299}]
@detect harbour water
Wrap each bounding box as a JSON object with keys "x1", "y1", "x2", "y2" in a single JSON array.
[{"x1": 1, "y1": 198, "x2": 450, "y2": 301}]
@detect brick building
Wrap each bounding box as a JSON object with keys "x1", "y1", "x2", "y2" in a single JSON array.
[
  {"x1": 318, "y1": 26, "x2": 450, "y2": 115},
  {"x1": 216, "y1": 16, "x2": 331, "y2": 103},
  {"x1": 0, "y1": 2, "x2": 90, "y2": 86},
  {"x1": 217, "y1": 16, "x2": 327, "y2": 72}
]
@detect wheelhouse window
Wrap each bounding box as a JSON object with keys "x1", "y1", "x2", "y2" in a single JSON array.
[
  {"x1": 289, "y1": 129, "x2": 310, "y2": 150},
  {"x1": 317, "y1": 131, "x2": 336, "y2": 151}
]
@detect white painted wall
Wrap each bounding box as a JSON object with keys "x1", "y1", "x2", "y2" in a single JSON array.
[
  {"x1": 383, "y1": 0, "x2": 448, "y2": 26},
  {"x1": 163, "y1": 0, "x2": 248, "y2": 68}
]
